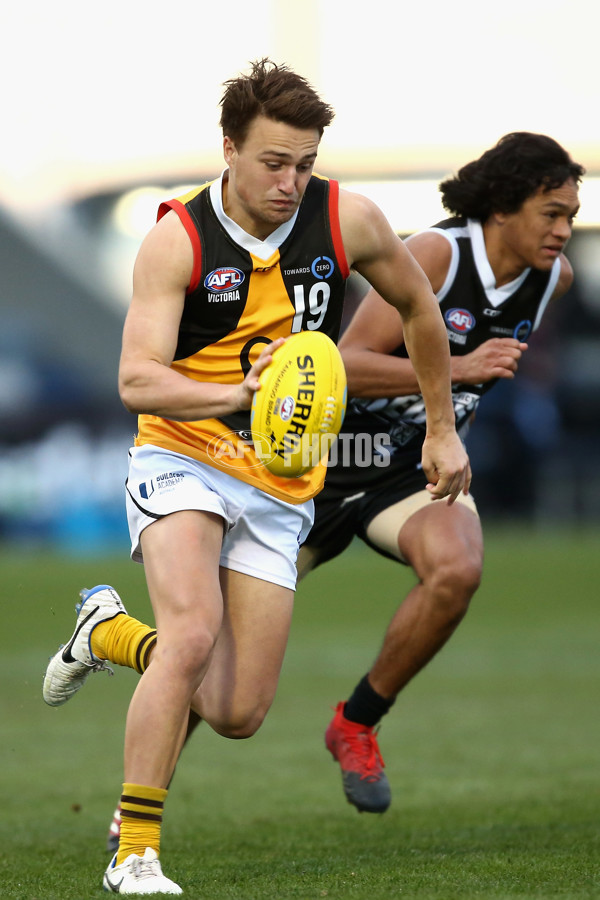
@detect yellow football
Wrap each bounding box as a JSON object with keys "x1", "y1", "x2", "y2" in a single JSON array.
[{"x1": 250, "y1": 331, "x2": 347, "y2": 478}]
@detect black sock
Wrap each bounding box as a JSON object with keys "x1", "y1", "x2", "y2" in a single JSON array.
[{"x1": 344, "y1": 674, "x2": 395, "y2": 728}]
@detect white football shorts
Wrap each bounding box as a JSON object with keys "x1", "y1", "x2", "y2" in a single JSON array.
[{"x1": 125, "y1": 444, "x2": 314, "y2": 591}]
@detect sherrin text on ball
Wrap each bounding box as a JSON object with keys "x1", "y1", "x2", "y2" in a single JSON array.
[{"x1": 250, "y1": 331, "x2": 347, "y2": 478}]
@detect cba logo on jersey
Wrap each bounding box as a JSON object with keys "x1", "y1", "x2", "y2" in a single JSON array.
[
  {"x1": 204, "y1": 267, "x2": 245, "y2": 292},
  {"x1": 445, "y1": 308, "x2": 476, "y2": 333}
]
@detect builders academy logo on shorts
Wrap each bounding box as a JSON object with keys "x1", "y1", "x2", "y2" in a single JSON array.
[{"x1": 139, "y1": 471, "x2": 186, "y2": 499}]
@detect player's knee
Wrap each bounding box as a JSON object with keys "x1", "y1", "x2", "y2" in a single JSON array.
[
  {"x1": 156, "y1": 625, "x2": 218, "y2": 684},
  {"x1": 428, "y1": 555, "x2": 481, "y2": 618},
  {"x1": 208, "y1": 702, "x2": 270, "y2": 740}
]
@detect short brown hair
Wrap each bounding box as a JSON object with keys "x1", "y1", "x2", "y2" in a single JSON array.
[{"x1": 219, "y1": 58, "x2": 334, "y2": 147}]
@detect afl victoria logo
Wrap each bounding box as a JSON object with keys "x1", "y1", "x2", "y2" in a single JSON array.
[
  {"x1": 445, "y1": 308, "x2": 476, "y2": 333},
  {"x1": 204, "y1": 267, "x2": 245, "y2": 292}
]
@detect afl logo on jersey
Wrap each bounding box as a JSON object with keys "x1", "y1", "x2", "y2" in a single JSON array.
[
  {"x1": 445, "y1": 308, "x2": 476, "y2": 333},
  {"x1": 204, "y1": 267, "x2": 245, "y2": 292}
]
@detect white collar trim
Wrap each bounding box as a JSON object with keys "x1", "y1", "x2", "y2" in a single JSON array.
[
  {"x1": 468, "y1": 218, "x2": 530, "y2": 308},
  {"x1": 210, "y1": 171, "x2": 298, "y2": 261}
]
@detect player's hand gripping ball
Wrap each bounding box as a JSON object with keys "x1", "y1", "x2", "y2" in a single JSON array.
[{"x1": 251, "y1": 331, "x2": 347, "y2": 478}]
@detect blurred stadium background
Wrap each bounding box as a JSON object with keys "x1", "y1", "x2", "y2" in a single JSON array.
[{"x1": 1, "y1": 0, "x2": 600, "y2": 554}]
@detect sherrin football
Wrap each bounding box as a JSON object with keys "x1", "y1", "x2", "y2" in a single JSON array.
[{"x1": 250, "y1": 331, "x2": 347, "y2": 478}]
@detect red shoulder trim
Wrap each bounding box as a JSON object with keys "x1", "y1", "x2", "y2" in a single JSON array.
[
  {"x1": 327, "y1": 179, "x2": 350, "y2": 281},
  {"x1": 157, "y1": 199, "x2": 202, "y2": 293}
]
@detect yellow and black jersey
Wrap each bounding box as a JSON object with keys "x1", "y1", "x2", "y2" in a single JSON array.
[{"x1": 135, "y1": 172, "x2": 350, "y2": 503}]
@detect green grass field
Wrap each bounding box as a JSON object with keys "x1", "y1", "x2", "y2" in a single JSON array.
[{"x1": 1, "y1": 528, "x2": 599, "y2": 899}]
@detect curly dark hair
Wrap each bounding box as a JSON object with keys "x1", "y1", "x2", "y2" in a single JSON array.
[
  {"x1": 440, "y1": 132, "x2": 585, "y2": 221},
  {"x1": 219, "y1": 58, "x2": 335, "y2": 147}
]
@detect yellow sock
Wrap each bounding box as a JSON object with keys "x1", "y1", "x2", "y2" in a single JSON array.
[
  {"x1": 116, "y1": 783, "x2": 167, "y2": 864},
  {"x1": 91, "y1": 615, "x2": 157, "y2": 674}
]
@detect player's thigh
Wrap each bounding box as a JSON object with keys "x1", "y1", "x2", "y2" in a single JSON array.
[
  {"x1": 140, "y1": 509, "x2": 226, "y2": 641},
  {"x1": 296, "y1": 543, "x2": 320, "y2": 580},
  {"x1": 399, "y1": 501, "x2": 483, "y2": 581},
  {"x1": 366, "y1": 490, "x2": 483, "y2": 576},
  {"x1": 194, "y1": 567, "x2": 294, "y2": 732}
]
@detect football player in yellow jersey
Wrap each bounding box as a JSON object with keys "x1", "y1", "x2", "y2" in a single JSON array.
[{"x1": 43, "y1": 59, "x2": 469, "y2": 894}]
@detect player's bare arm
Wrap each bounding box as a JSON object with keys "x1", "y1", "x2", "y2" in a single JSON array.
[
  {"x1": 553, "y1": 253, "x2": 574, "y2": 299},
  {"x1": 406, "y1": 229, "x2": 529, "y2": 382},
  {"x1": 452, "y1": 338, "x2": 528, "y2": 383},
  {"x1": 340, "y1": 232, "x2": 464, "y2": 397},
  {"x1": 338, "y1": 290, "x2": 421, "y2": 396},
  {"x1": 339, "y1": 190, "x2": 471, "y2": 501},
  {"x1": 119, "y1": 211, "x2": 282, "y2": 420},
  {"x1": 338, "y1": 190, "x2": 455, "y2": 431},
  {"x1": 404, "y1": 229, "x2": 454, "y2": 295},
  {"x1": 340, "y1": 290, "x2": 527, "y2": 398}
]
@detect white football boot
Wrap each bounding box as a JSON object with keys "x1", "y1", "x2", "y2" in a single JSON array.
[
  {"x1": 42, "y1": 585, "x2": 126, "y2": 707},
  {"x1": 103, "y1": 848, "x2": 182, "y2": 895}
]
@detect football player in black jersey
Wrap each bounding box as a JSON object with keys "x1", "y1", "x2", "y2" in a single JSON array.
[{"x1": 298, "y1": 133, "x2": 584, "y2": 814}]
